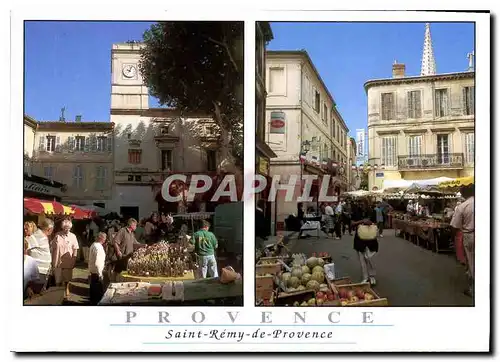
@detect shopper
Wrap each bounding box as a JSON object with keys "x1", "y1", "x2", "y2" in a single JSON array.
[
  {"x1": 30, "y1": 218, "x2": 54, "y2": 279},
  {"x1": 51, "y1": 218, "x2": 79, "y2": 293},
  {"x1": 342, "y1": 200, "x2": 353, "y2": 235},
  {"x1": 374, "y1": 202, "x2": 385, "y2": 238},
  {"x1": 333, "y1": 202, "x2": 343, "y2": 240},
  {"x1": 24, "y1": 238, "x2": 42, "y2": 300},
  {"x1": 255, "y1": 199, "x2": 269, "y2": 250},
  {"x1": 323, "y1": 202, "x2": 335, "y2": 238},
  {"x1": 110, "y1": 218, "x2": 142, "y2": 280},
  {"x1": 351, "y1": 201, "x2": 379, "y2": 285},
  {"x1": 451, "y1": 185, "x2": 475, "y2": 298},
  {"x1": 88, "y1": 232, "x2": 107, "y2": 305},
  {"x1": 190, "y1": 220, "x2": 219, "y2": 278}
]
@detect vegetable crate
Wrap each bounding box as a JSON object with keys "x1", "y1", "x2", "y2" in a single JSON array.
[
  {"x1": 256, "y1": 263, "x2": 282, "y2": 276},
  {"x1": 274, "y1": 290, "x2": 316, "y2": 307},
  {"x1": 255, "y1": 275, "x2": 274, "y2": 301},
  {"x1": 333, "y1": 282, "x2": 388, "y2": 307}
]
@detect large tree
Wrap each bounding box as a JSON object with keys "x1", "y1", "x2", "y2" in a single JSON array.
[{"x1": 139, "y1": 21, "x2": 244, "y2": 169}]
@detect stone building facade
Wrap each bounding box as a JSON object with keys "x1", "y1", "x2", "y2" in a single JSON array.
[
  {"x1": 265, "y1": 50, "x2": 349, "y2": 229},
  {"x1": 365, "y1": 64, "x2": 474, "y2": 190}
]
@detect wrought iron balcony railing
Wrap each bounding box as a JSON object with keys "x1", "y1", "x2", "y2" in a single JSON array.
[{"x1": 398, "y1": 153, "x2": 464, "y2": 170}]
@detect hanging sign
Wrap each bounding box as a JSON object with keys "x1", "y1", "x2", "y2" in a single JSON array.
[{"x1": 270, "y1": 111, "x2": 286, "y2": 134}]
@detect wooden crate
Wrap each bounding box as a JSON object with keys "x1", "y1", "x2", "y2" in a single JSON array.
[
  {"x1": 327, "y1": 277, "x2": 353, "y2": 295},
  {"x1": 255, "y1": 275, "x2": 274, "y2": 300},
  {"x1": 256, "y1": 263, "x2": 282, "y2": 276},
  {"x1": 334, "y1": 282, "x2": 388, "y2": 307},
  {"x1": 275, "y1": 290, "x2": 316, "y2": 306},
  {"x1": 258, "y1": 256, "x2": 292, "y2": 265}
]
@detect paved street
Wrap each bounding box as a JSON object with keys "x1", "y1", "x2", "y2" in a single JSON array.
[{"x1": 285, "y1": 230, "x2": 473, "y2": 307}]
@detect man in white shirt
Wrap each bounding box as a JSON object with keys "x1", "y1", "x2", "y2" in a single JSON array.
[
  {"x1": 29, "y1": 219, "x2": 54, "y2": 279},
  {"x1": 88, "y1": 232, "x2": 107, "y2": 305},
  {"x1": 24, "y1": 239, "x2": 41, "y2": 300}
]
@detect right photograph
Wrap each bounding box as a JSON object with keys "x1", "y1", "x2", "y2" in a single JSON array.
[{"x1": 255, "y1": 21, "x2": 475, "y2": 307}]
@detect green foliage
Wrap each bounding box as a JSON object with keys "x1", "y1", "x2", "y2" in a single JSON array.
[{"x1": 140, "y1": 22, "x2": 244, "y2": 166}]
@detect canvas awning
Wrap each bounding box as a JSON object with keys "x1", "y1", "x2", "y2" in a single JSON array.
[
  {"x1": 383, "y1": 177, "x2": 455, "y2": 190},
  {"x1": 438, "y1": 176, "x2": 474, "y2": 188},
  {"x1": 24, "y1": 198, "x2": 93, "y2": 219}
]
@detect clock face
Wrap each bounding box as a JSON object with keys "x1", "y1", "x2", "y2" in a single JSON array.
[{"x1": 122, "y1": 64, "x2": 137, "y2": 78}]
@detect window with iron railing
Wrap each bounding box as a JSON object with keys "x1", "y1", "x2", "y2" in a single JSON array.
[{"x1": 464, "y1": 133, "x2": 474, "y2": 164}]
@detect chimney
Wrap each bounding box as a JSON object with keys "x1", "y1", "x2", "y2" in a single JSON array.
[
  {"x1": 75, "y1": 115, "x2": 82, "y2": 122},
  {"x1": 392, "y1": 61, "x2": 405, "y2": 78}
]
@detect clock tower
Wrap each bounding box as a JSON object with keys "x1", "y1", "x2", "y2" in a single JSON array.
[{"x1": 110, "y1": 43, "x2": 149, "y2": 110}]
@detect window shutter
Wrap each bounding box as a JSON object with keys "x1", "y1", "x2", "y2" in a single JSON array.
[
  {"x1": 462, "y1": 87, "x2": 467, "y2": 115},
  {"x1": 55, "y1": 136, "x2": 61, "y2": 152},
  {"x1": 469, "y1": 86, "x2": 475, "y2": 115},
  {"x1": 39, "y1": 135, "x2": 45, "y2": 151},
  {"x1": 107, "y1": 136, "x2": 113, "y2": 152},
  {"x1": 68, "y1": 136, "x2": 75, "y2": 152},
  {"x1": 103, "y1": 167, "x2": 108, "y2": 188},
  {"x1": 415, "y1": 91, "x2": 422, "y2": 118},
  {"x1": 443, "y1": 90, "x2": 449, "y2": 117},
  {"x1": 84, "y1": 137, "x2": 90, "y2": 152},
  {"x1": 90, "y1": 135, "x2": 97, "y2": 152},
  {"x1": 407, "y1": 92, "x2": 412, "y2": 118}
]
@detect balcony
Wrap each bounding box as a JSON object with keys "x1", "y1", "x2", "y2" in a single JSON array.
[{"x1": 398, "y1": 153, "x2": 464, "y2": 170}]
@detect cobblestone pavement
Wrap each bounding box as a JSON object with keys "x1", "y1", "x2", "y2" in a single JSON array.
[{"x1": 285, "y1": 230, "x2": 473, "y2": 307}]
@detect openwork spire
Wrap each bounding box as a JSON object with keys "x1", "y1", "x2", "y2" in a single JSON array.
[{"x1": 420, "y1": 23, "x2": 436, "y2": 76}]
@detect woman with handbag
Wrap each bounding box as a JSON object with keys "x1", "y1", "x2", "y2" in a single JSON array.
[{"x1": 351, "y1": 201, "x2": 379, "y2": 286}]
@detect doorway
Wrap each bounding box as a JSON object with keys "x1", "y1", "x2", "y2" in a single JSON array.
[{"x1": 120, "y1": 206, "x2": 139, "y2": 221}]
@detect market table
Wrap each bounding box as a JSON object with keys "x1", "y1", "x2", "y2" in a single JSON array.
[
  {"x1": 98, "y1": 278, "x2": 243, "y2": 305},
  {"x1": 300, "y1": 214, "x2": 321, "y2": 238},
  {"x1": 392, "y1": 218, "x2": 453, "y2": 253}
]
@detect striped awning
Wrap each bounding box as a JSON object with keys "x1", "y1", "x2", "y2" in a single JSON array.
[
  {"x1": 23, "y1": 198, "x2": 93, "y2": 219},
  {"x1": 438, "y1": 176, "x2": 474, "y2": 189}
]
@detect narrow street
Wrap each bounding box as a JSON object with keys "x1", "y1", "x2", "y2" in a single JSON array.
[{"x1": 284, "y1": 230, "x2": 473, "y2": 307}]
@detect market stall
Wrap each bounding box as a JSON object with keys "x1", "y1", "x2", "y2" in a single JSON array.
[
  {"x1": 100, "y1": 239, "x2": 243, "y2": 305},
  {"x1": 24, "y1": 197, "x2": 94, "y2": 220},
  {"x1": 173, "y1": 212, "x2": 215, "y2": 234},
  {"x1": 255, "y1": 253, "x2": 388, "y2": 307}
]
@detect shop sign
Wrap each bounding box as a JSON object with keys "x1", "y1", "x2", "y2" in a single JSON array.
[
  {"x1": 375, "y1": 172, "x2": 384, "y2": 178},
  {"x1": 24, "y1": 180, "x2": 61, "y2": 197},
  {"x1": 270, "y1": 111, "x2": 286, "y2": 134}
]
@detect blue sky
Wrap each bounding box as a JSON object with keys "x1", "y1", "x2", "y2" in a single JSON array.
[
  {"x1": 24, "y1": 21, "x2": 157, "y2": 122},
  {"x1": 267, "y1": 22, "x2": 475, "y2": 138},
  {"x1": 25, "y1": 21, "x2": 474, "y2": 134}
]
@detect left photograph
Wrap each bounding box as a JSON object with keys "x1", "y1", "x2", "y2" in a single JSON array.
[{"x1": 23, "y1": 21, "x2": 244, "y2": 306}]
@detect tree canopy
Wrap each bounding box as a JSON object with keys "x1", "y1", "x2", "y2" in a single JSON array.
[{"x1": 139, "y1": 22, "x2": 244, "y2": 167}]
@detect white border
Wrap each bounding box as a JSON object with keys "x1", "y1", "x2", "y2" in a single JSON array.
[{"x1": 5, "y1": 4, "x2": 491, "y2": 354}]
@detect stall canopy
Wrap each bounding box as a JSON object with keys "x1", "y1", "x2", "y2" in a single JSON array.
[
  {"x1": 345, "y1": 190, "x2": 371, "y2": 198},
  {"x1": 438, "y1": 176, "x2": 474, "y2": 188},
  {"x1": 383, "y1": 177, "x2": 454, "y2": 191},
  {"x1": 24, "y1": 198, "x2": 93, "y2": 219}
]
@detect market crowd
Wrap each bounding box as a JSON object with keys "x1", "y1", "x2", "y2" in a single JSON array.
[
  {"x1": 256, "y1": 184, "x2": 474, "y2": 297},
  {"x1": 23, "y1": 211, "x2": 220, "y2": 305}
]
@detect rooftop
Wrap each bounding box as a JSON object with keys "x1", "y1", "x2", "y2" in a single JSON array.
[{"x1": 364, "y1": 71, "x2": 474, "y2": 92}]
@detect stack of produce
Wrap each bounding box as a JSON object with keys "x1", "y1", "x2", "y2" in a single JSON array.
[
  {"x1": 277, "y1": 256, "x2": 330, "y2": 294},
  {"x1": 127, "y1": 242, "x2": 197, "y2": 277}
]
